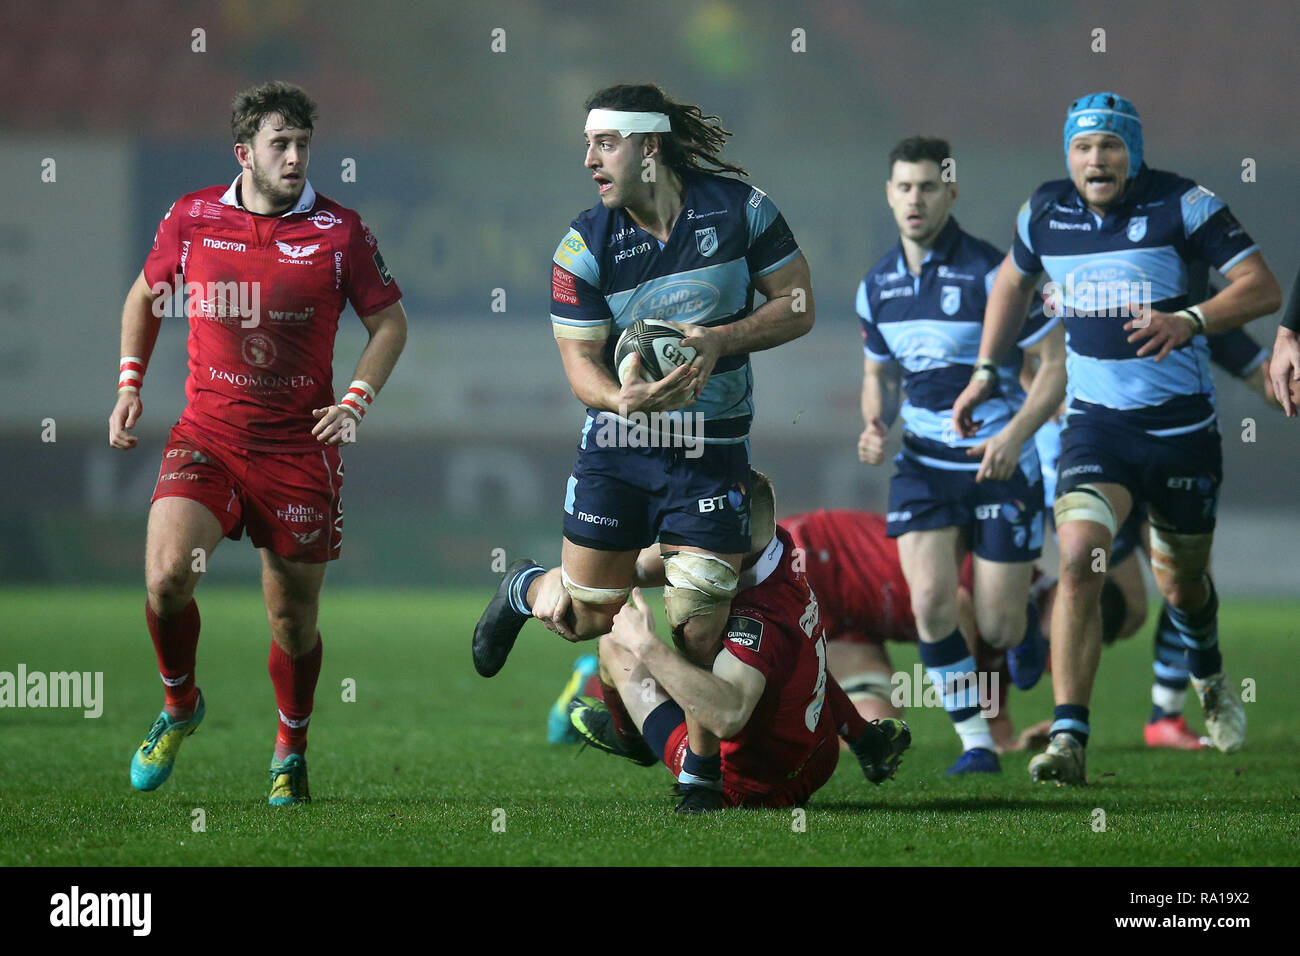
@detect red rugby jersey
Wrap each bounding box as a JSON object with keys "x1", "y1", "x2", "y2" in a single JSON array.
[
  {"x1": 720, "y1": 526, "x2": 840, "y2": 801},
  {"x1": 783, "y1": 509, "x2": 917, "y2": 643},
  {"x1": 142, "y1": 179, "x2": 402, "y2": 452}
]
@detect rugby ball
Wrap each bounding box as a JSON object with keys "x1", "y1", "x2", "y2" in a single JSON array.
[{"x1": 614, "y1": 319, "x2": 697, "y2": 384}]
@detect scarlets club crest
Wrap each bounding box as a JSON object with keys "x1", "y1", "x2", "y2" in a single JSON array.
[{"x1": 695, "y1": 226, "x2": 718, "y2": 258}]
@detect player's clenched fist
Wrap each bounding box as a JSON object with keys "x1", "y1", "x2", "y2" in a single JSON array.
[
  {"x1": 857, "y1": 416, "x2": 888, "y2": 465},
  {"x1": 531, "y1": 568, "x2": 579, "y2": 642},
  {"x1": 108, "y1": 390, "x2": 143, "y2": 449}
]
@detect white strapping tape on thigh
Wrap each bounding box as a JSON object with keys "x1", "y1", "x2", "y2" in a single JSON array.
[
  {"x1": 1146, "y1": 523, "x2": 1213, "y2": 575},
  {"x1": 839, "y1": 671, "x2": 896, "y2": 706},
  {"x1": 662, "y1": 551, "x2": 739, "y2": 629},
  {"x1": 1054, "y1": 484, "x2": 1118, "y2": 536},
  {"x1": 560, "y1": 567, "x2": 631, "y2": 605}
]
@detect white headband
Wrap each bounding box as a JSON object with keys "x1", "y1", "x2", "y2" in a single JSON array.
[{"x1": 585, "y1": 109, "x2": 671, "y2": 137}]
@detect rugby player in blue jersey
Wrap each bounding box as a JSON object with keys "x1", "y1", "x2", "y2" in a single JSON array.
[
  {"x1": 856, "y1": 136, "x2": 1067, "y2": 775},
  {"x1": 1022, "y1": 318, "x2": 1283, "y2": 751},
  {"x1": 953, "y1": 93, "x2": 1281, "y2": 784},
  {"x1": 472, "y1": 84, "x2": 814, "y2": 813}
]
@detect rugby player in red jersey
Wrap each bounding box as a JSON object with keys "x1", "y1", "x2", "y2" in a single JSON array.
[
  {"x1": 540, "y1": 474, "x2": 911, "y2": 811},
  {"x1": 108, "y1": 82, "x2": 407, "y2": 804}
]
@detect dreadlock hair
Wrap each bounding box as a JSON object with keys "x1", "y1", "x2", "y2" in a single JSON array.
[{"x1": 584, "y1": 83, "x2": 747, "y2": 178}]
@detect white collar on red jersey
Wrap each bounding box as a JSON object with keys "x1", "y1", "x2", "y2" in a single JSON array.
[
  {"x1": 219, "y1": 175, "x2": 317, "y2": 216},
  {"x1": 738, "y1": 533, "x2": 783, "y2": 591}
]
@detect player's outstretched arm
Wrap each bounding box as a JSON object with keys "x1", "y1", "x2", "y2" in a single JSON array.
[
  {"x1": 609, "y1": 589, "x2": 764, "y2": 739},
  {"x1": 674, "y1": 253, "x2": 815, "y2": 396},
  {"x1": 555, "y1": 336, "x2": 696, "y2": 414},
  {"x1": 969, "y1": 322, "x2": 1067, "y2": 482},
  {"x1": 858, "y1": 356, "x2": 900, "y2": 465},
  {"x1": 313, "y1": 301, "x2": 408, "y2": 445},
  {"x1": 109, "y1": 270, "x2": 165, "y2": 450},
  {"x1": 952, "y1": 254, "x2": 1039, "y2": 439}
]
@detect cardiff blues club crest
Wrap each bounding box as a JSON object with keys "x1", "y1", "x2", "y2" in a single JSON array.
[
  {"x1": 1127, "y1": 216, "x2": 1147, "y2": 243},
  {"x1": 941, "y1": 285, "x2": 961, "y2": 316},
  {"x1": 695, "y1": 226, "x2": 718, "y2": 258}
]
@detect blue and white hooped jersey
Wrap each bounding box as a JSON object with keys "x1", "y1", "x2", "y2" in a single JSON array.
[
  {"x1": 549, "y1": 171, "x2": 800, "y2": 442},
  {"x1": 857, "y1": 217, "x2": 1058, "y2": 469},
  {"x1": 1011, "y1": 166, "x2": 1258, "y2": 435},
  {"x1": 1034, "y1": 323, "x2": 1268, "y2": 504}
]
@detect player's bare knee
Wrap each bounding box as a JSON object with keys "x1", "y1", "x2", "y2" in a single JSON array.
[
  {"x1": 910, "y1": 587, "x2": 957, "y2": 638},
  {"x1": 145, "y1": 560, "x2": 198, "y2": 615},
  {"x1": 1057, "y1": 539, "x2": 1107, "y2": 594},
  {"x1": 977, "y1": 604, "x2": 1027, "y2": 650},
  {"x1": 265, "y1": 602, "x2": 318, "y2": 650}
]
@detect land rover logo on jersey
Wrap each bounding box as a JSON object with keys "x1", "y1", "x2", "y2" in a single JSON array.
[
  {"x1": 695, "y1": 226, "x2": 718, "y2": 258},
  {"x1": 941, "y1": 285, "x2": 961, "y2": 315},
  {"x1": 276, "y1": 241, "x2": 321, "y2": 259},
  {"x1": 1127, "y1": 216, "x2": 1147, "y2": 243},
  {"x1": 630, "y1": 278, "x2": 720, "y2": 322},
  {"x1": 241, "y1": 332, "x2": 277, "y2": 368}
]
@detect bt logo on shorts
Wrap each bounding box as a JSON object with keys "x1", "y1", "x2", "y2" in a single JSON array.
[
  {"x1": 165, "y1": 448, "x2": 208, "y2": 464},
  {"x1": 887, "y1": 510, "x2": 912, "y2": 523},
  {"x1": 975, "y1": 504, "x2": 1001, "y2": 520},
  {"x1": 698, "y1": 494, "x2": 729, "y2": 513},
  {"x1": 1167, "y1": 476, "x2": 1197, "y2": 490}
]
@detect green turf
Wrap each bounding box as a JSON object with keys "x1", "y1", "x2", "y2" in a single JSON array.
[{"x1": 0, "y1": 587, "x2": 1294, "y2": 866}]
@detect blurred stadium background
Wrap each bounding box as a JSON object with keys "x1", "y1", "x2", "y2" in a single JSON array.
[{"x1": 3, "y1": 0, "x2": 1297, "y2": 592}]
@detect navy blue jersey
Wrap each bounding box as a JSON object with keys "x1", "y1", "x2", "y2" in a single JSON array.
[
  {"x1": 550, "y1": 171, "x2": 800, "y2": 442},
  {"x1": 1034, "y1": 324, "x2": 1265, "y2": 507},
  {"x1": 856, "y1": 217, "x2": 1057, "y2": 461},
  {"x1": 1011, "y1": 166, "x2": 1257, "y2": 434}
]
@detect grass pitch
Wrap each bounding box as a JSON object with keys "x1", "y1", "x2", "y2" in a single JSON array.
[{"x1": 0, "y1": 587, "x2": 1294, "y2": 866}]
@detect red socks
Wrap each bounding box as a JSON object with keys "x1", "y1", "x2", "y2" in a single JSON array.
[
  {"x1": 268, "y1": 635, "x2": 323, "y2": 754},
  {"x1": 826, "y1": 675, "x2": 868, "y2": 742},
  {"x1": 146, "y1": 599, "x2": 201, "y2": 712},
  {"x1": 600, "y1": 679, "x2": 640, "y2": 741}
]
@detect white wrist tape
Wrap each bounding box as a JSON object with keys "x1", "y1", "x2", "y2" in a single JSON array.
[
  {"x1": 339, "y1": 379, "x2": 376, "y2": 421},
  {"x1": 119, "y1": 356, "x2": 145, "y2": 393}
]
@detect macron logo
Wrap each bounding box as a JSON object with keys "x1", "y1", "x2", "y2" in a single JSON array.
[
  {"x1": 50, "y1": 886, "x2": 151, "y2": 936},
  {"x1": 202, "y1": 237, "x2": 246, "y2": 251},
  {"x1": 275, "y1": 241, "x2": 320, "y2": 259}
]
